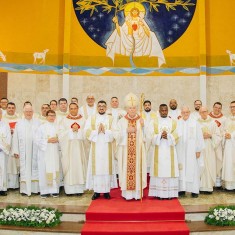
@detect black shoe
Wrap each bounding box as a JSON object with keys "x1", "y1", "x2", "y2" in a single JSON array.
[
  {"x1": 0, "y1": 191, "x2": 7, "y2": 196},
  {"x1": 179, "y1": 191, "x2": 186, "y2": 197},
  {"x1": 191, "y1": 193, "x2": 199, "y2": 198},
  {"x1": 52, "y1": 193, "x2": 59, "y2": 198},
  {"x1": 41, "y1": 194, "x2": 49, "y2": 199},
  {"x1": 77, "y1": 193, "x2": 83, "y2": 197},
  {"x1": 92, "y1": 192, "x2": 100, "y2": 200},
  {"x1": 104, "y1": 193, "x2": 111, "y2": 199}
]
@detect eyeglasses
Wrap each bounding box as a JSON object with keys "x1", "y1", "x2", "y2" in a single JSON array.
[
  {"x1": 98, "y1": 106, "x2": 106, "y2": 108},
  {"x1": 47, "y1": 115, "x2": 56, "y2": 117}
]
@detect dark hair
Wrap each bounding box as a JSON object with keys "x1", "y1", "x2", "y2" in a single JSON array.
[
  {"x1": 98, "y1": 100, "x2": 107, "y2": 105},
  {"x1": 58, "y1": 98, "x2": 67, "y2": 104},
  {"x1": 7, "y1": 102, "x2": 15, "y2": 107},
  {"x1": 213, "y1": 102, "x2": 222, "y2": 108},
  {"x1": 46, "y1": 110, "x2": 56, "y2": 116},
  {"x1": 71, "y1": 97, "x2": 78, "y2": 102},
  {"x1": 42, "y1": 104, "x2": 50, "y2": 108},
  {"x1": 1, "y1": 97, "x2": 8, "y2": 102},
  {"x1": 159, "y1": 104, "x2": 168, "y2": 108},
  {"x1": 50, "y1": 100, "x2": 57, "y2": 105},
  {"x1": 69, "y1": 102, "x2": 78, "y2": 108},
  {"x1": 23, "y1": 101, "x2": 32, "y2": 107},
  {"x1": 194, "y1": 100, "x2": 202, "y2": 105},
  {"x1": 143, "y1": 100, "x2": 151, "y2": 105}
]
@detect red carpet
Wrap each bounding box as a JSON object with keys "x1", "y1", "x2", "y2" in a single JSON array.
[{"x1": 82, "y1": 187, "x2": 189, "y2": 235}]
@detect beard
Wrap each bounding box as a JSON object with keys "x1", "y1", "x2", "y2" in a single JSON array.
[
  {"x1": 145, "y1": 108, "x2": 151, "y2": 113},
  {"x1": 170, "y1": 106, "x2": 177, "y2": 110},
  {"x1": 195, "y1": 107, "x2": 200, "y2": 111},
  {"x1": 98, "y1": 111, "x2": 105, "y2": 115}
]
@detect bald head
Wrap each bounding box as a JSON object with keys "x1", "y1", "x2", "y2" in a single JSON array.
[
  {"x1": 199, "y1": 106, "x2": 208, "y2": 120},
  {"x1": 23, "y1": 104, "x2": 33, "y2": 120},
  {"x1": 86, "y1": 95, "x2": 95, "y2": 107},
  {"x1": 169, "y1": 99, "x2": 177, "y2": 110},
  {"x1": 181, "y1": 106, "x2": 190, "y2": 120}
]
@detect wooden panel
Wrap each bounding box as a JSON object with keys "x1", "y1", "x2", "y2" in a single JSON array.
[{"x1": 0, "y1": 72, "x2": 7, "y2": 99}]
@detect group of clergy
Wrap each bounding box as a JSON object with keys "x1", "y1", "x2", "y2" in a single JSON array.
[{"x1": 0, "y1": 94, "x2": 235, "y2": 201}]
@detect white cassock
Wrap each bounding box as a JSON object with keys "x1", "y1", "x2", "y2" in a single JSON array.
[
  {"x1": 79, "y1": 104, "x2": 97, "y2": 120},
  {"x1": 0, "y1": 108, "x2": 6, "y2": 116},
  {"x1": 105, "y1": 14, "x2": 165, "y2": 68},
  {"x1": 0, "y1": 120, "x2": 11, "y2": 191},
  {"x1": 209, "y1": 112, "x2": 227, "y2": 187},
  {"x1": 168, "y1": 109, "x2": 182, "y2": 120},
  {"x1": 142, "y1": 111, "x2": 158, "y2": 173},
  {"x1": 55, "y1": 110, "x2": 69, "y2": 124},
  {"x1": 176, "y1": 117, "x2": 205, "y2": 194},
  {"x1": 222, "y1": 116, "x2": 235, "y2": 190},
  {"x1": 114, "y1": 114, "x2": 147, "y2": 200},
  {"x1": 148, "y1": 117, "x2": 179, "y2": 198},
  {"x1": 59, "y1": 115, "x2": 87, "y2": 194},
  {"x1": 197, "y1": 117, "x2": 221, "y2": 192},
  {"x1": 36, "y1": 122, "x2": 60, "y2": 195},
  {"x1": 85, "y1": 114, "x2": 117, "y2": 193},
  {"x1": 12, "y1": 118, "x2": 40, "y2": 196},
  {"x1": 2, "y1": 114, "x2": 20, "y2": 189}
]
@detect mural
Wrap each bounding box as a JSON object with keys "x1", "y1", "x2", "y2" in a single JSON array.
[{"x1": 73, "y1": 0, "x2": 196, "y2": 67}]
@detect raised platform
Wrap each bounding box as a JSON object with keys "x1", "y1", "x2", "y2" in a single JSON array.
[{"x1": 0, "y1": 190, "x2": 235, "y2": 234}]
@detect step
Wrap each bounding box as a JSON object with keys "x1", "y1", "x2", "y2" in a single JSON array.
[{"x1": 82, "y1": 221, "x2": 190, "y2": 235}]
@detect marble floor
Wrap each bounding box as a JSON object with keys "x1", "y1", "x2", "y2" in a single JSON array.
[{"x1": 1, "y1": 188, "x2": 234, "y2": 207}]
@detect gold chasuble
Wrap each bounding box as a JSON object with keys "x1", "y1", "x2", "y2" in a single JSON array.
[{"x1": 125, "y1": 114, "x2": 140, "y2": 190}]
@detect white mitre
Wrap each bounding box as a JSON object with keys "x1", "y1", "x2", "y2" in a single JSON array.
[{"x1": 124, "y1": 93, "x2": 139, "y2": 107}]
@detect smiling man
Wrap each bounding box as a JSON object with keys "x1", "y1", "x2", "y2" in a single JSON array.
[{"x1": 85, "y1": 100, "x2": 117, "y2": 200}]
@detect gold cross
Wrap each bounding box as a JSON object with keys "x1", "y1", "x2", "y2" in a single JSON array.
[{"x1": 128, "y1": 96, "x2": 135, "y2": 106}]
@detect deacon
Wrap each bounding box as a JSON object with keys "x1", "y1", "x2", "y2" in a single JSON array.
[
  {"x1": 148, "y1": 104, "x2": 179, "y2": 199},
  {"x1": 209, "y1": 102, "x2": 226, "y2": 188},
  {"x1": 168, "y1": 99, "x2": 181, "y2": 120},
  {"x1": 2, "y1": 102, "x2": 20, "y2": 189},
  {"x1": 198, "y1": 106, "x2": 221, "y2": 194},
  {"x1": 12, "y1": 104, "x2": 41, "y2": 196},
  {"x1": 0, "y1": 109, "x2": 11, "y2": 196},
  {"x1": 85, "y1": 100, "x2": 117, "y2": 200},
  {"x1": 59, "y1": 103, "x2": 87, "y2": 196},
  {"x1": 176, "y1": 106, "x2": 204, "y2": 198},
  {"x1": 222, "y1": 101, "x2": 235, "y2": 190},
  {"x1": 142, "y1": 100, "x2": 158, "y2": 173},
  {"x1": 114, "y1": 93, "x2": 147, "y2": 200},
  {"x1": 36, "y1": 110, "x2": 60, "y2": 198}
]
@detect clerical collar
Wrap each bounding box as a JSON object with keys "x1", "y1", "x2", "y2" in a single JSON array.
[
  {"x1": 198, "y1": 116, "x2": 212, "y2": 122},
  {"x1": 66, "y1": 114, "x2": 82, "y2": 120},
  {"x1": 209, "y1": 112, "x2": 223, "y2": 119},
  {"x1": 230, "y1": 115, "x2": 235, "y2": 120}
]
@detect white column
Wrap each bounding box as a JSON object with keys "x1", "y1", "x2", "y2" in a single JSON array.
[
  {"x1": 200, "y1": 73, "x2": 207, "y2": 106},
  {"x1": 62, "y1": 73, "x2": 69, "y2": 99}
]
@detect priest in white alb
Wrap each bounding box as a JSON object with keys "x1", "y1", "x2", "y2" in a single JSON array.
[
  {"x1": 0, "y1": 108, "x2": 11, "y2": 196},
  {"x1": 12, "y1": 104, "x2": 41, "y2": 196},
  {"x1": 198, "y1": 106, "x2": 221, "y2": 194},
  {"x1": 2, "y1": 102, "x2": 20, "y2": 189},
  {"x1": 36, "y1": 110, "x2": 60, "y2": 198},
  {"x1": 85, "y1": 100, "x2": 117, "y2": 200},
  {"x1": 147, "y1": 104, "x2": 179, "y2": 199},
  {"x1": 59, "y1": 103, "x2": 87, "y2": 196},
  {"x1": 209, "y1": 102, "x2": 226, "y2": 188},
  {"x1": 222, "y1": 101, "x2": 235, "y2": 190},
  {"x1": 176, "y1": 106, "x2": 204, "y2": 198},
  {"x1": 114, "y1": 93, "x2": 147, "y2": 200}
]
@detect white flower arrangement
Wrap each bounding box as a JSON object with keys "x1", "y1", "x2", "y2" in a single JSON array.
[
  {"x1": 0, "y1": 206, "x2": 62, "y2": 227},
  {"x1": 205, "y1": 206, "x2": 235, "y2": 226}
]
